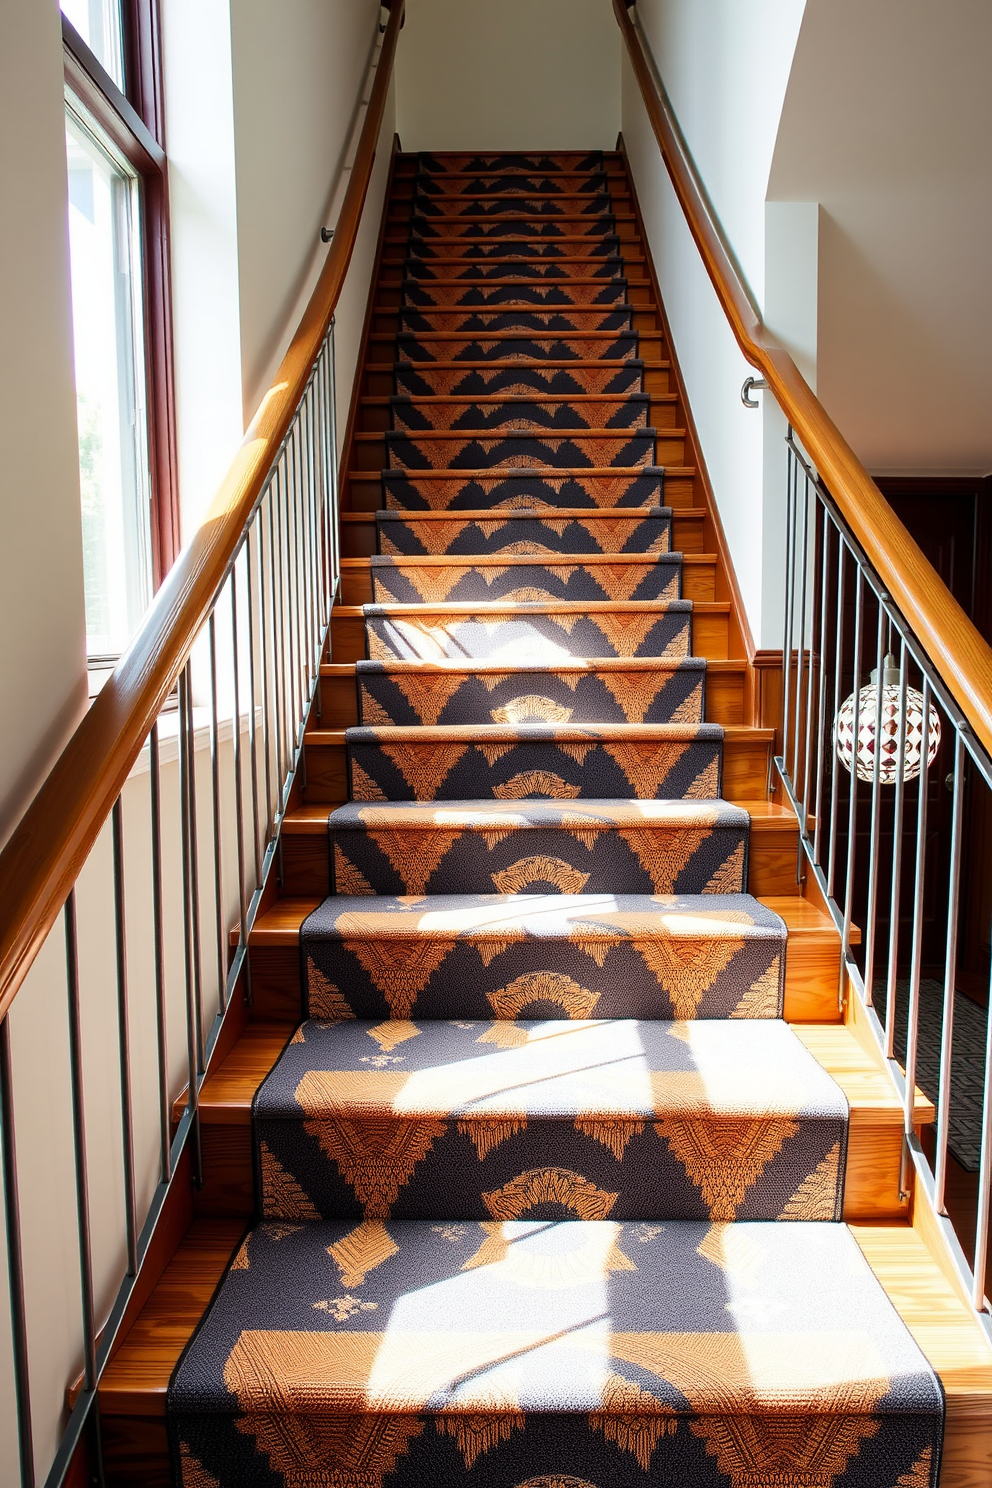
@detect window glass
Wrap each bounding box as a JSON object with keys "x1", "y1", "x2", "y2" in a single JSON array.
[
  {"x1": 61, "y1": 0, "x2": 126, "y2": 92},
  {"x1": 66, "y1": 107, "x2": 153, "y2": 660}
]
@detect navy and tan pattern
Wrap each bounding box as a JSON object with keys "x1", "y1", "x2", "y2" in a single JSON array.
[
  {"x1": 385, "y1": 430, "x2": 655, "y2": 470},
  {"x1": 394, "y1": 362, "x2": 647, "y2": 397},
  {"x1": 369, "y1": 554, "x2": 682, "y2": 605},
  {"x1": 401, "y1": 279, "x2": 631, "y2": 307},
  {"x1": 254, "y1": 1018, "x2": 847, "y2": 1223},
  {"x1": 363, "y1": 601, "x2": 693, "y2": 662},
  {"x1": 397, "y1": 331, "x2": 639, "y2": 362},
  {"x1": 356, "y1": 658, "x2": 705, "y2": 726},
  {"x1": 301, "y1": 892, "x2": 785, "y2": 1021},
  {"x1": 327, "y1": 799, "x2": 749, "y2": 897},
  {"x1": 169, "y1": 150, "x2": 945, "y2": 1488},
  {"x1": 347, "y1": 723, "x2": 723, "y2": 802},
  {"x1": 170, "y1": 1220, "x2": 942, "y2": 1488},
  {"x1": 383, "y1": 468, "x2": 666, "y2": 510},
  {"x1": 375, "y1": 508, "x2": 671, "y2": 556},
  {"x1": 399, "y1": 307, "x2": 633, "y2": 333}
]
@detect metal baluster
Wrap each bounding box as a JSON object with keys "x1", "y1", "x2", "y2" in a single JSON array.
[
  {"x1": 148, "y1": 724, "x2": 171, "y2": 1183},
  {"x1": 901, "y1": 680, "x2": 932, "y2": 1200},
  {"x1": 321, "y1": 333, "x2": 335, "y2": 618},
  {"x1": 181, "y1": 667, "x2": 204, "y2": 1073},
  {"x1": 800, "y1": 477, "x2": 820, "y2": 824},
  {"x1": 0, "y1": 1016, "x2": 34, "y2": 1488},
  {"x1": 862, "y1": 603, "x2": 886, "y2": 1005},
  {"x1": 64, "y1": 892, "x2": 98, "y2": 1392},
  {"x1": 177, "y1": 671, "x2": 203, "y2": 1184},
  {"x1": 974, "y1": 947, "x2": 992, "y2": 1308},
  {"x1": 111, "y1": 801, "x2": 137, "y2": 1276},
  {"x1": 826, "y1": 538, "x2": 847, "y2": 898},
  {"x1": 279, "y1": 453, "x2": 300, "y2": 756},
  {"x1": 812, "y1": 514, "x2": 833, "y2": 863},
  {"x1": 302, "y1": 378, "x2": 320, "y2": 694},
  {"x1": 790, "y1": 451, "x2": 811, "y2": 800},
  {"x1": 230, "y1": 568, "x2": 252, "y2": 1006},
  {"x1": 840, "y1": 568, "x2": 864, "y2": 1008},
  {"x1": 256, "y1": 498, "x2": 275, "y2": 838},
  {"x1": 780, "y1": 438, "x2": 797, "y2": 779},
  {"x1": 935, "y1": 731, "x2": 966, "y2": 1214},
  {"x1": 245, "y1": 524, "x2": 263, "y2": 887},
  {"x1": 885, "y1": 641, "x2": 911, "y2": 1059},
  {"x1": 329, "y1": 318, "x2": 341, "y2": 602},
  {"x1": 289, "y1": 417, "x2": 307, "y2": 741},
  {"x1": 268, "y1": 491, "x2": 286, "y2": 807},
  {"x1": 208, "y1": 616, "x2": 227, "y2": 1011}
]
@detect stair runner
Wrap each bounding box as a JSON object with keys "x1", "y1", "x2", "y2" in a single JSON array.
[{"x1": 169, "y1": 151, "x2": 942, "y2": 1487}]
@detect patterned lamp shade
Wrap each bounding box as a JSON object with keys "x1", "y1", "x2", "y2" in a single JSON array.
[{"x1": 834, "y1": 654, "x2": 940, "y2": 784}]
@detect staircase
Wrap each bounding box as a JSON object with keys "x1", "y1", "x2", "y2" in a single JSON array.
[{"x1": 95, "y1": 150, "x2": 992, "y2": 1488}]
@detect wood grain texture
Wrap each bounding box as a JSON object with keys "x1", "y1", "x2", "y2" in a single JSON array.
[
  {"x1": 0, "y1": 1, "x2": 406, "y2": 1021},
  {"x1": 614, "y1": 0, "x2": 992, "y2": 762}
]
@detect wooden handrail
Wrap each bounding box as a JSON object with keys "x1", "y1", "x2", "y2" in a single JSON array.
[
  {"x1": 614, "y1": 0, "x2": 992, "y2": 758},
  {"x1": 0, "y1": 0, "x2": 405, "y2": 1023}
]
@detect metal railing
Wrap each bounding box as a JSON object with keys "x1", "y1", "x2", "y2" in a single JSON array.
[
  {"x1": 778, "y1": 432, "x2": 992, "y2": 1324},
  {"x1": 0, "y1": 0, "x2": 404, "y2": 1478}
]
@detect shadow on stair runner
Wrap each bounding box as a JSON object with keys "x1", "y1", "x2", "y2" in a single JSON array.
[{"x1": 167, "y1": 149, "x2": 943, "y2": 1488}]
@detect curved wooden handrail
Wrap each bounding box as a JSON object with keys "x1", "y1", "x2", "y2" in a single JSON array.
[
  {"x1": 0, "y1": 0, "x2": 405, "y2": 1022},
  {"x1": 614, "y1": 0, "x2": 992, "y2": 757}
]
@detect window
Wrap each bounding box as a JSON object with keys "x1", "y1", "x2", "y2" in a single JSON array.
[{"x1": 62, "y1": 3, "x2": 178, "y2": 669}]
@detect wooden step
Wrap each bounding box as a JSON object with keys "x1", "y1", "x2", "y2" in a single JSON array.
[
  {"x1": 357, "y1": 392, "x2": 679, "y2": 432},
  {"x1": 276, "y1": 796, "x2": 799, "y2": 900},
  {"x1": 339, "y1": 505, "x2": 705, "y2": 557},
  {"x1": 242, "y1": 892, "x2": 839, "y2": 1025},
  {"x1": 361, "y1": 357, "x2": 673, "y2": 400},
  {"x1": 346, "y1": 463, "x2": 698, "y2": 511},
  {"x1": 300, "y1": 723, "x2": 772, "y2": 806},
  {"x1": 337, "y1": 552, "x2": 717, "y2": 605}
]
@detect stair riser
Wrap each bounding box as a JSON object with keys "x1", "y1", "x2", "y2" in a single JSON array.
[
  {"x1": 394, "y1": 360, "x2": 649, "y2": 397},
  {"x1": 388, "y1": 395, "x2": 653, "y2": 431},
  {"x1": 362, "y1": 606, "x2": 693, "y2": 662},
  {"x1": 386, "y1": 308, "x2": 640, "y2": 334},
  {"x1": 303, "y1": 733, "x2": 769, "y2": 804},
  {"x1": 378, "y1": 431, "x2": 670, "y2": 470},
  {"x1": 355, "y1": 663, "x2": 703, "y2": 727},
  {"x1": 396, "y1": 332, "x2": 643, "y2": 363},
  {"x1": 403, "y1": 238, "x2": 625, "y2": 259},
  {"x1": 402, "y1": 255, "x2": 630, "y2": 277},
  {"x1": 329, "y1": 820, "x2": 748, "y2": 898},
  {"x1": 414, "y1": 173, "x2": 611, "y2": 195},
  {"x1": 346, "y1": 734, "x2": 723, "y2": 802},
  {"x1": 374, "y1": 510, "x2": 672, "y2": 555},
  {"x1": 378, "y1": 466, "x2": 665, "y2": 508},
  {"x1": 415, "y1": 151, "x2": 611, "y2": 174},
  {"x1": 399, "y1": 280, "x2": 633, "y2": 307},
  {"x1": 366, "y1": 559, "x2": 682, "y2": 606}
]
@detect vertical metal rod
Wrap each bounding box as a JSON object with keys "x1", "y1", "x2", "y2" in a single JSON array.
[
  {"x1": 279, "y1": 455, "x2": 300, "y2": 758},
  {"x1": 329, "y1": 317, "x2": 341, "y2": 602},
  {"x1": 320, "y1": 334, "x2": 335, "y2": 617},
  {"x1": 230, "y1": 568, "x2": 251, "y2": 1006},
  {"x1": 826, "y1": 537, "x2": 847, "y2": 899},
  {"x1": 780, "y1": 438, "x2": 797, "y2": 778},
  {"x1": 111, "y1": 801, "x2": 138, "y2": 1276},
  {"x1": 935, "y1": 731, "x2": 966, "y2": 1214},
  {"x1": 64, "y1": 891, "x2": 98, "y2": 1391},
  {"x1": 314, "y1": 345, "x2": 330, "y2": 625},
  {"x1": 290, "y1": 418, "x2": 307, "y2": 741},
  {"x1": 245, "y1": 524, "x2": 263, "y2": 886},
  {"x1": 973, "y1": 947, "x2": 992, "y2": 1308},
  {"x1": 295, "y1": 396, "x2": 314, "y2": 699},
  {"x1": 812, "y1": 514, "x2": 833, "y2": 863},
  {"x1": 302, "y1": 380, "x2": 319, "y2": 691},
  {"x1": 840, "y1": 568, "x2": 864, "y2": 1009},
  {"x1": 177, "y1": 670, "x2": 202, "y2": 1185},
  {"x1": 148, "y1": 724, "x2": 171, "y2": 1183},
  {"x1": 885, "y1": 641, "x2": 910, "y2": 1059},
  {"x1": 208, "y1": 615, "x2": 227, "y2": 1011},
  {"x1": 0, "y1": 1017, "x2": 35, "y2": 1488},
  {"x1": 790, "y1": 453, "x2": 811, "y2": 794},
  {"x1": 181, "y1": 667, "x2": 204, "y2": 1073},
  {"x1": 862, "y1": 602, "x2": 887, "y2": 1005},
  {"x1": 268, "y1": 490, "x2": 286, "y2": 804},
  {"x1": 256, "y1": 494, "x2": 275, "y2": 833},
  {"x1": 800, "y1": 475, "x2": 819, "y2": 821},
  {"x1": 900, "y1": 680, "x2": 932, "y2": 1199}
]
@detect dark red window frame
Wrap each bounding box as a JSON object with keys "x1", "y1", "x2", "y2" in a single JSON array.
[{"x1": 62, "y1": 0, "x2": 180, "y2": 588}]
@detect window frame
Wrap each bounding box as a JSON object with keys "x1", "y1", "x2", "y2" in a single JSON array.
[{"x1": 62, "y1": 1, "x2": 179, "y2": 608}]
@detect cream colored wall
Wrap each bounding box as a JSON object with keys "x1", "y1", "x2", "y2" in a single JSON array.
[
  {"x1": 769, "y1": 0, "x2": 992, "y2": 476},
  {"x1": 0, "y1": 0, "x2": 88, "y2": 848},
  {"x1": 396, "y1": 0, "x2": 620, "y2": 152}
]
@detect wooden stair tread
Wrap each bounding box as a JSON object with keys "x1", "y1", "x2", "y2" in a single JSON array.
[
  {"x1": 97, "y1": 1220, "x2": 992, "y2": 1421},
  {"x1": 320, "y1": 655, "x2": 746, "y2": 676},
  {"x1": 303, "y1": 723, "x2": 773, "y2": 745},
  {"x1": 280, "y1": 794, "x2": 787, "y2": 834}
]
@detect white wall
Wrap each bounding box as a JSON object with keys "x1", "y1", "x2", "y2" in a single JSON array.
[
  {"x1": 0, "y1": 0, "x2": 88, "y2": 847},
  {"x1": 396, "y1": 0, "x2": 620, "y2": 152},
  {"x1": 769, "y1": 0, "x2": 992, "y2": 476},
  {"x1": 620, "y1": 0, "x2": 806, "y2": 647}
]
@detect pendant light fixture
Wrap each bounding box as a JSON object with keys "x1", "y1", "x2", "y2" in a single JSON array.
[{"x1": 834, "y1": 653, "x2": 940, "y2": 784}]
